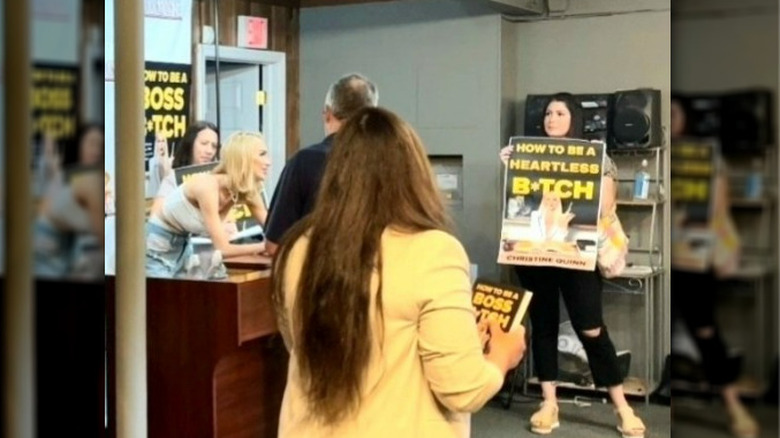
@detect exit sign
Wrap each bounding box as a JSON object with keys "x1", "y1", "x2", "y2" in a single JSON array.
[{"x1": 237, "y1": 16, "x2": 268, "y2": 49}]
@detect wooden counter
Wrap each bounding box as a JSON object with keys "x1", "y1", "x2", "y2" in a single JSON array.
[
  {"x1": 224, "y1": 254, "x2": 272, "y2": 271},
  {"x1": 33, "y1": 279, "x2": 106, "y2": 437},
  {"x1": 106, "y1": 269, "x2": 288, "y2": 438}
]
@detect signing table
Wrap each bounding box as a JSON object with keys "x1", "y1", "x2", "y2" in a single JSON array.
[{"x1": 106, "y1": 255, "x2": 287, "y2": 438}]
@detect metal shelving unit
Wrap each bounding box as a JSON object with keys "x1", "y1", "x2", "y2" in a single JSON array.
[{"x1": 719, "y1": 145, "x2": 778, "y2": 385}]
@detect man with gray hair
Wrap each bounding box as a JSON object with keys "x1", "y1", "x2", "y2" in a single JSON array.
[{"x1": 264, "y1": 73, "x2": 379, "y2": 255}]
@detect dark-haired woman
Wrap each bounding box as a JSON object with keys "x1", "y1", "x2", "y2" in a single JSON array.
[
  {"x1": 501, "y1": 93, "x2": 644, "y2": 437},
  {"x1": 149, "y1": 121, "x2": 219, "y2": 216}
]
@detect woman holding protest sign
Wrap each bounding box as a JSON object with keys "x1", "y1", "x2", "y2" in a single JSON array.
[
  {"x1": 500, "y1": 93, "x2": 644, "y2": 437},
  {"x1": 670, "y1": 97, "x2": 758, "y2": 438},
  {"x1": 272, "y1": 106, "x2": 526, "y2": 438},
  {"x1": 145, "y1": 131, "x2": 270, "y2": 279},
  {"x1": 149, "y1": 120, "x2": 220, "y2": 216}
]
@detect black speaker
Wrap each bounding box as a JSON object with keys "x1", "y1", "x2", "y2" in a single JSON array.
[
  {"x1": 523, "y1": 94, "x2": 552, "y2": 136},
  {"x1": 609, "y1": 88, "x2": 663, "y2": 149},
  {"x1": 719, "y1": 89, "x2": 774, "y2": 155},
  {"x1": 676, "y1": 93, "x2": 722, "y2": 138},
  {"x1": 577, "y1": 93, "x2": 611, "y2": 143}
]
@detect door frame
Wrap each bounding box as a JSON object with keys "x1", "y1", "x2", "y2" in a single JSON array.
[{"x1": 194, "y1": 44, "x2": 286, "y2": 194}]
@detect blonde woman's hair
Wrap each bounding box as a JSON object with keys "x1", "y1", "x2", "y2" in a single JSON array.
[{"x1": 212, "y1": 131, "x2": 266, "y2": 205}]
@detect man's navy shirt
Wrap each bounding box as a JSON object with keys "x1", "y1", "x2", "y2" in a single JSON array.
[{"x1": 264, "y1": 134, "x2": 335, "y2": 244}]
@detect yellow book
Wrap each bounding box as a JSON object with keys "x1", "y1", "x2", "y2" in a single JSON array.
[{"x1": 471, "y1": 278, "x2": 533, "y2": 332}]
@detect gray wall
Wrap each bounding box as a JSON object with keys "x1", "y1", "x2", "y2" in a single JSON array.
[
  {"x1": 508, "y1": 11, "x2": 671, "y2": 133},
  {"x1": 301, "y1": 0, "x2": 505, "y2": 280},
  {"x1": 673, "y1": 7, "x2": 778, "y2": 91},
  {"x1": 301, "y1": 0, "x2": 671, "y2": 382}
]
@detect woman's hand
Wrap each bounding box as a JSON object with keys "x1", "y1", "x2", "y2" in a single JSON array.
[
  {"x1": 191, "y1": 176, "x2": 266, "y2": 258},
  {"x1": 484, "y1": 319, "x2": 526, "y2": 373},
  {"x1": 222, "y1": 221, "x2": 239, "y2": 239},
  {"x1": 499, "y1": 145, "x2": 513, "y2": 165},
  {"x1": 477, "y1": 315, "x2": 490, "y2": 352}
]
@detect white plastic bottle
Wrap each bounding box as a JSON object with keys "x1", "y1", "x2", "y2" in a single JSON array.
[{"x1": 633, "y1": 159, "x2": 650, "y2": 200}]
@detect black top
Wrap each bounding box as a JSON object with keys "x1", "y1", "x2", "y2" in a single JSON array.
[{"x1": 264, "y1": 134, "x2": 335, "y2": 244}]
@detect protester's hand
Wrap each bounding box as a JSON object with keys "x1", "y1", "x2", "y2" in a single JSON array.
[
  {"x1": 499, "y1": 145, "x2": 513, "y2": 165},
  {"x1": 485, "y1": 319, "x2": 526, "y2": 371},
  {"x1": 714, "y1": 250, "x2": 740, "y2": 279},
  {"x1": 477, "y1": 314, "x2": 490, "y2": 351}
]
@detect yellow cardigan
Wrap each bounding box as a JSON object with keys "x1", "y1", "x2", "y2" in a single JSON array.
[{"x1": 277, "y1": 229, "x2": 504, "y2": 438}]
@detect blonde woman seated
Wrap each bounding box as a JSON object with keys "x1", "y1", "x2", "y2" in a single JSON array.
[
  {"x1": 530, "y1": 190, "x2": 575, "y2": 243},
  {"x1": 145, "y1": 131, "x2": 270, "y2": 279},
  {"x1": 272, "y1": 107, "x2": 526, "y2": 438}
]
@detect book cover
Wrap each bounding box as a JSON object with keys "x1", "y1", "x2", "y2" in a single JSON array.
[
  {"x1": 497, "y1": 136, "x2": 606, "y2": 271},
  {"x1": 472, "y1": 278, "x2": 533, "y2": 332},
  {"x1": 670, "y1": 137, "x2": 718, "y2": 272}
]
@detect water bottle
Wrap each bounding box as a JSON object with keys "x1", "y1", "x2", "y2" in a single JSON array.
[
  {"x1": 633, "y1": 159, "x2": 650, "y2": 200},
  {"x1": 744, "y1": 158, "x2": 763, "y2": 199}
]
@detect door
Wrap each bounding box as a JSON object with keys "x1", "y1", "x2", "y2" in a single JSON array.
[
  {"x1": 205, "y1": 61, "x2": 262, "y2": 145},
  {"x1": 196, "y1": 45, "x2": 286, "y2": 197},
  {"x1": 205, "y1": 62, "x2": 265, "y2": 234}
]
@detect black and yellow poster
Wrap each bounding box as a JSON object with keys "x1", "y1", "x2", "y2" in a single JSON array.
[
  {"x1": 144, "y1": 61, "x2": 191, "y2": 171},
  {"x1": 174, "y1": 162, "x2": 219, "y2": 186},
  {"x1": 670, "y1": 138, "x2": 717, "y2": 272},
  {"x1": 472, "y1": 278, "x2": 532, "y2": 332},
  {"x1": 173, "y1": 162, "x2": 262, "y2": 232},
  {"x1": 670, "y1": 138, "x2": 716, "y2": 225},
  {"x1": 497, "y1": 136, "x2": 606, "y2": 271},
  {"x1": 32, "y1": 64, "x2": 80, "y2": 166}
]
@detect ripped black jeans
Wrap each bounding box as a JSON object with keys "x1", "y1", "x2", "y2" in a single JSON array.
[
  {"x1": 671, "y1": 269, "x2": 739, "y2": 386},
  {"x1": 516, "y1": 266, "x2": 624, "y2": 387}
]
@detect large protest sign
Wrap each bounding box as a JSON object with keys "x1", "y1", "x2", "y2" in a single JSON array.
[
  {"x1": 670, "y1": 137, "x2": 718, "y2": 272},
  {"x1": 173, "y1": 162, "x2": 263, "y2": 233},
  {"x1": 497, "y1": 136, "x2": 605, "y2": 271},
  {"x1": 671, "y1": 138, "x2": 717, "y2": 225},
  {"x1": 144, "y1": 61, "x2": 191, "y2": 171},
  {"x1": 32, "y1": 64, "x2": 79, "y2": 168},
  {"x1": 32, "y1": 63, "x2": 79, "y2": 142}
]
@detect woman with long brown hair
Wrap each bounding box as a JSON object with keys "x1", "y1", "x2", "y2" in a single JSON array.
[{"x1": 272, "y1": 107, "x2": 526, "y2": 437}]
